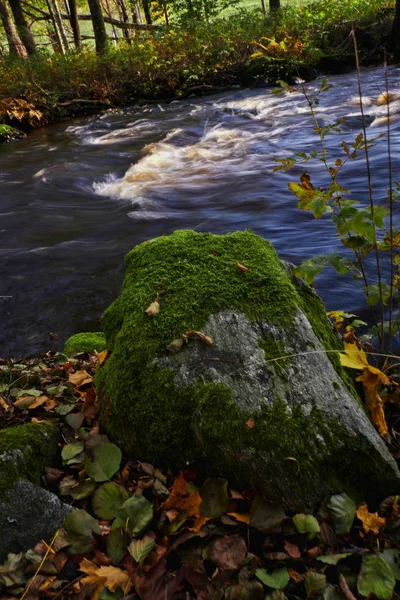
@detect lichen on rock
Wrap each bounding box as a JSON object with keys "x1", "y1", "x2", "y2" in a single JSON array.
[{"x1": 96, "y1": 230, "x2": 400, "y2": 510}]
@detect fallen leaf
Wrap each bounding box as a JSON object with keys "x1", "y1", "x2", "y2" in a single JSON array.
[
  {"x1": 236, "y1": 263, "x2": 248, "y2": 272},
  {"x1": 167, "y1": 338, "x2": 185, "y2": 354},
  {"x1": 227, "y1": 512, "x2": 251, "y2": 524},
  {"x1": 245, "y1": 417, "x2": 256, "y2": 429},
  {"x1": 69, "y1": 370, "x2": 93, "y2": 387},
  {"x1": 284, "y1": 541, "x2": 301, "y2": 559},
  {"x1": 0, "y1": 396, "x2": 9, "y2": 411},
  {"x1": 288, "y1": 568, "x2": 303, "y2": 583},
  {"x1": 210, "y1": 535, "x2": 247, "y2": 570},
  {"x1": 356, "y1": 504, "x2": 386, "y2": 534},
  {"x1": 145, "y1": 300, "x2": 160, "y2": 317},
  {"x1": 185, "y1": 330, "x2": 213, "y2": 346},
  {"x1": 95, "y1": 565, "x2": 132, "y2": 594},
  {"x1": 97, "y1": 350, "x2": 108, "y2": 365}
]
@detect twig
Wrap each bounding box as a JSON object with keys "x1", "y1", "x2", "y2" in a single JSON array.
[
  {"x1": 53, "y1": 574, "x2": 84, "y2": 600},
  {"x1": 352, "y1": 26, "x2": 385, "y2": 349},
  {"x1": 339, "y1": 573, "x2": 357, "y2": 600},
  {"x1": 384, "y1": 50, "x2": 394, "y2": 351},
  {"x1": 20, "y1": 530, "x2": 59, "y2": 600}
]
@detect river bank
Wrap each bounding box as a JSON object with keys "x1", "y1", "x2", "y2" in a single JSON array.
[{"x1": 0, "y1": 8, "x2": 394, "y2": 139}]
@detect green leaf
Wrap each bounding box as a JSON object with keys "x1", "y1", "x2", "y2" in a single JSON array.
[
  {"x1": 0, "y1": 553, "x2": 26, "y2": 587},
  {"x1": 250, "y1": 495, "x2": 286, "y2": 533},
  {"x1": 64, "y1": 509, "x2": 101, "y2": 537},
  {"x1": 255, "y1": 568, "x2": 289, "y2": 589},
  {"x1": 70, "y1": 479, "x2": 96, "y2": 500},
  {"x1": 84, "y1": 443, "x2": 122, "y2": 482},
  {"x1": 357, "y1": 554, "x2": 395, "y2": 599},
  {"x1": 292, "y1": 514, "x2": 320, "y2": 539},
  {"x1": 265, "y1": 591, "x2": 288, "y2": 600},
  {"x1": 326, "y1": 493, "x2": 356, "y2": 535},
  {"x1": 65, "y1": 412, "x2": 85, "y2": 430},
  {"x1": 305, "y1": 572, "x2": 327, "y2": 597},
  {"x1": 117, "y1": 496, "x2": 153, "y2": 537},
  {"x1": 317, "y1": 553, "x2": 352, "y2": 565},
  {"x1": 93, "y1": 483, "x2": 129, "y2": 519},
  {"x1": 199, "y1": 478, "x2": 229, "y2": 518},
  {"x1": 128, "y1": 536, "x2": 155, "y2": 565},
  {"x1": 381, "y1": 549, "x2": 400, "y2": 580},
  {"x1": 61, "y1": 442, "x2": 84, "y2": 462},
  {"x1": 107, "y1": 528, "x2": 127, "y2": 565}
]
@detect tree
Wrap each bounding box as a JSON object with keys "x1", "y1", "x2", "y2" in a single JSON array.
[
  {"x1": 8, "y1": 0, "x2": 36, "y2": 54},
  {"x1": 269, "y1": 0, "x2": 280, "y2": 10},
  {"x1": 0, "y1": 0, "x2": 27, "y2": 57},
  {"x1": 87, "y1": 0, "x2": 108, "y2": 53},
  {"x1": 67, "y1": 0, "x2": 82, "y2": 50}
]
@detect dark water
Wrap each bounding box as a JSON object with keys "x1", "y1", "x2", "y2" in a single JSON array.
[{"x1": 2, "y1": 66, "x2": 400, "y2": 357}]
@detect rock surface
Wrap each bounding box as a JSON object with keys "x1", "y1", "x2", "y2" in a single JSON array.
[
  {"x1": 97, "y1": 230, "x2": 400, "y2": 510},
  {"x1": 0, "y1": 422, "x2": 72, "y2": 560},
  {"x1": 0, "y1": 481, "x2": 73, "y2": 562}
]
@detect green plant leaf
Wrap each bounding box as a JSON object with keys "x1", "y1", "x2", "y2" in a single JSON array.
[
  {"x1": 92, "y1": 483, "x2": 129, "y2": 519},
  {"x1": 199, "y1": 478, "x2": 229, "y2": 518},
  {"x1": 70, "y1": 479, "x2": 96, "y2": 500},
  {"x1": 305, "y1": 571, "x2": 326, "y2": 597},
  {"x1": 357, "y1": 554, "x2": 395, "y2": 599},
  {"x1": 255, "y1": 568, "x2": 289, "y2": 589},
  {"x1": 61, "y1": 441, "x2": 84, "y2": 462},
  {"x1": 64, "y1": 509, "x2": 101, "y2": 554},
  {"x1": 317, "y1": 553, "x2": 352, "y2": 565},
  {"x1": 84, "y1": 442, "x2": 122, "y2": 482},
  {"x1": 128, "y1": 536, "x2": 155, "y2": 564},
  {"x1": 381, "y1": 549, "x2": 400, "y2": 580},
  {"x1": 292, "y1": 513, "x2": 320, "y2": 539},
  {"x1": 250, "y1": 495, "x2": 286, "y2": 533},
  {"x1": 117, "y1": 496, "x2": 153, "y2": 537},
  {"x1": 107, "y1": 528, "x2": 127, "y2": 566},
  {"x1": 326, "y1": 493, "x2": 356, "y2": 535}
]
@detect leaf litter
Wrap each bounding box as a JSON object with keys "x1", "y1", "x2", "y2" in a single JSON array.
[{"x1": 2, "y1": 343, "x2": 400, "y2": 599}]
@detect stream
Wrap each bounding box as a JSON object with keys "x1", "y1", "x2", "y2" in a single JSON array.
[{"x1": 1, "y1": 65, "x2": 400, "y2": 357}]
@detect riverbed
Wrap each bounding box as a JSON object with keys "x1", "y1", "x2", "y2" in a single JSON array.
[{"x1": 1, "y1": 66, "x2": 400, "y2": 357}]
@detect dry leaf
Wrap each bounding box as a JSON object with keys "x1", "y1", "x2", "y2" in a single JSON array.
[
  {"x1": 356, "y1": 504, "x2": 386, "y2": 534},
  {"x1": 288, "y1": 568, "x2": 303, "y2": 583},
  {"x1": 167, "y1": 338, "x2": 184, "y2": 354},
  {"x1": 284, "y1": 540, "x2": 301, "y2": 559},
  {"x1": 95, "y1": 566, "x2": 132, "y2": 594},
  {"x1": 185, "y1": 330, "x2": 213, "y2": 346},
  {"x1": 227, "y1": 512, "x2": 251, "y2": 524},
  {"x1": 300, "y1": 171, "x2": 315, "y2": 190},
  {"x1": 245, "y1": 417, "x2": 256, "y2": 430},
  {"x1": 145, "y1": 300, "x2": 160, "y2": 317},
  {"x1": 69, "y1": 370, "x2": 93, "y2": 387},
  {"x1": 97, "y1": 350, "x2": 108, "y2": 365},
  {"x1": 236, "y1": 263, "x2": 248, "y2": 272},
  {"x1": 0, "y1": 396, "x2": 9, "y2": 411},
  {"x1": 28, "y1": 395, "x2": 50, "y2": 410}
]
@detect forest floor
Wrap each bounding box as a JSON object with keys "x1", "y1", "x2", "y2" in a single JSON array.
[{"x1": 1, "y1": 346, "x2": 400, "y2": 599}]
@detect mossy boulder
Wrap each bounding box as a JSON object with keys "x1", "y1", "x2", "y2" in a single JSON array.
[
  {"x1": 64, "y1": 331, "x2": 106, "y2": 355},
  {"x1": 0, "y1": 423, "x2": 73, "y2": 561},
  {"x1": 0, "y1": 123, "x2": 25, "y2": 143},
  {"x1": 97, "y1": 230, "x2": 400, "y2": 510}
]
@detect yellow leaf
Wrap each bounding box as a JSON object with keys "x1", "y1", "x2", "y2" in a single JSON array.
[
  {"x1": 356, "y1": 504, "x2": 386, "y2": 534},
  {"x1": 227, "y1": 512, "x2": 251, "y2": 524},
  {"x1": 145, "y1": 300, "x2": 160, "y2": 317},
  {"x1": 339, "y1": 343, "x2": 369, "y2": 370},
  {"x1": 14, "y1": 395, "x2": 36, "y2": 409},
  {"x1": 28, "y1": 395, "x2": 49, "y2": 410},
  {"x1": 97, "y1": 350, "x2": 108, "y2": 365},
  {"x1": 94, "y1": 566, "x2": 132, "y2": 594},
  {"x1": 0, "y1": 396, "x2": 9, "y2": 411},
  {"x1": 79, "y1": 558, "x2": 106, "y2": 600},
  {"x1": 69, "y1": 370, "x2": 93, "y2": 387},
  {"x1": 356, "y1": 370, "x2": 389, "y2": 437},
  {"x1": 185, "y1": 330, "x2": 213, "y2": 346}
]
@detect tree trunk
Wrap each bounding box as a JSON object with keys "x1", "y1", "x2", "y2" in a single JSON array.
[
  {"x1": 67, "y1": 0, "x2": 82, "y2": 49},
  {"x1": 269, "y1": 0, "x2": 280, "y2": 10},
  {"x1": 87, "y1": 0, "x2": 108, "y2": 53},
  {"x1": 0, "y1": 0, "x2": 27, "y2": 57},
  {"x1": 141, "y1": 0, "x2": 151, "y2": 24},
  {"x1": 103, "y1": 0, "x2": 118, "y2": 45},
  {"x1": 393, "y1": 0, "x2": 400, "y2": 62},
  {"x1": 116, "y1": 0, "x2": 130, "y2": 42},
  {"x1": 45, "y1": 0, "x2": 65, "y2": 53},
  {"x1": 52, "y1": 0, "x2": 70, "y2": 50},
  {"x1": 8, "y1": 0, "x2": 36, "y2": 54}
]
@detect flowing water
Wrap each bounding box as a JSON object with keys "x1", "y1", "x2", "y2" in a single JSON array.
[{"x1": 2, "y1": 66, "x2": 400, "y2": 357}]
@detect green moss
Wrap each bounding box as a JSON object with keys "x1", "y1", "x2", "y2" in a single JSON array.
[
  {"x1": 259, "y1": 334, "x2": 290, "y2": 376},
  {"x1": 64, "y1": 332, "x2": 106, "y2": 355},
  {"x1": 0, "y1": 422, "x2": 57, "y2": 498}
]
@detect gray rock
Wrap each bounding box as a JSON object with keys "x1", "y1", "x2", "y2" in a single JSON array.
[
  {"x1": 0, "y1": 480, "x2": 73, "y2": 562},
  {"x1": 97, "y1": 230, "x2": 400, "y2": 510}
]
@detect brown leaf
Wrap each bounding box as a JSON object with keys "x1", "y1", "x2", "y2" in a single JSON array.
[
  {"x1": 307, "y1": 546, "x2": 321, "y2": 558},
  {"x1": 356, "y1": 504, "x2": 386, "y2": 534},
  {"x1": 167, "y1": 338, "x2": 184, "y2": 354},
  {"x1": 226, "y1": 512, "x2": 250, "y2": 525},
  {"x1": 0, "y1": 396, "x2": 9, "y2": 411},
  {"x1": 236, "y1": 263, "x2": 248, "y2": 272},
  {"x1": 245, "y1": 417, "x2": 256, "y2": 430},
  {"x1": 45, "y1": 467, "x2": 64, "y2": 484},
  {"x1": 95, "y1": 566, "x2": 132, "y2": 594},
  {"x1": 209, "y1": 535, "x2": 247, "y2": 570},
  {"x1": 97, "y1": 350, "x2": 108, "y2": 365},
  {"x1": 145, "y1": 301, "x2": 160, "y2": 317},
  {"x1": 284, "y1": 540, "x2": 301, "y2": 559},
  {"x1": 69, "y1": 370, "x2": 93, "y2": 387},
  {"x1": 185, "y1": 330, "x2": 213, "y2": 346},
  {"x1": 300, "y1": 171, "x2": 315, "y2": 190},
  {"x1": 288, "y1": 568, "x2": 303, "y2": 583},
  {"x1": 28, "y1": 395, "x2": 50, "y2": 409},
  {"x1": 162, "y1": 472, "x2": 202, "y2": 520}
]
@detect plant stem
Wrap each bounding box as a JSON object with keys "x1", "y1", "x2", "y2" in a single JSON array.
[
  {"x1": 352, "y1": 26, "x2": 385, "y2": 349},
  {"x1": 384, "y1": 50, "x2": 394, "y2": 351}
]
